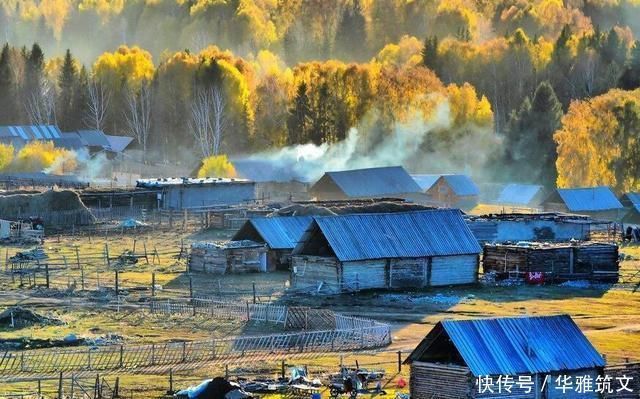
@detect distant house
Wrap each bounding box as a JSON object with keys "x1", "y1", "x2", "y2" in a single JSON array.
[
  {"x1": 412, "y1": 174, "x2": 479, "y2": 210},
  {"x1": 232, "y1": 216, "x2": 313, "y2": 271},
  {"x1": 404, "y1": 315, "x2": 605, "y2": 399},
  {"x1": 620, "y1": 192, "x2": 640, "y2": 225},
  {"x1": 0, "y1": 125, "x2": 132, "y2": 155},
  {"x1": 136, "y1": 177, "x2": 256, "y2": 209},
  {"x1": 233, "y1": 159, "x2": 310, "y2": 202},
  {"x1": 291, "y1": 210, "x2": 481, "y2": 293},
  {"x1": 542, "y1": 187, "x2": 626, "y2": 221},
  {"x1": 495, "y1": 183, "x2": 545, "y2": 208},
  {"x1": 309, "y1": 166, "x2": 423, "y2": 201}
]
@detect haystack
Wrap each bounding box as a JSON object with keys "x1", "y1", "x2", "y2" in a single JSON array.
[{"x1": 0, "y1": 190, "x2": 95, "y2": 226}]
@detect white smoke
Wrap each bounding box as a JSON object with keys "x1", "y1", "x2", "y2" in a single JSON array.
[{"x1": 238, "y1": 100, "x2": 496, "y2": 182}]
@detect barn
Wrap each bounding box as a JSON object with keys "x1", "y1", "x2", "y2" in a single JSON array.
[
  {"x1": 309, "y1": 166, "x2": 423, "y2": 202},
  {"x1": 291, "y1": 209, "x2": 481, "y2": 293},
  {"x1": 412, "y1": 174, "x2": 479, "y2": 210},
  {"x1": 620, "y1": 192, "x2": 640, "y2": 225},
  {"x1": 542, "y1": 187, "x2": 625, "y2": 221},
  {"x1": 482, "y1": 241, "x2": 619, "y2": 282},
  {"x1": 136, "y1": 177, "x2": 256, "y2": 209},
  {"x1": 494, "y1": 183, "x2": 545, "y2": 209},
  {"x1": 231, "y1": 216, "x2": 313, "y2": 271},
  {"x1": 404, "y1": 315, "x2": 605, "y2": 399}
]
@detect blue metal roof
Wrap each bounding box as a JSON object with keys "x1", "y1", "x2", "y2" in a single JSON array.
[
  {"x1": 315, "y1": 166, "x2": 422, "y2": 198},
  {"x1": 300, "y1": 209, "x2": 481, "y2": 261},
  {"x1": 496, "y1": 184, "x2": 544, "y2": 206},
  {"x1": 233, "y1": 216, "x2": 313, "y2": 249},
  {"x1": 555, "y1": 187, "x2": 623, "y2": 211},
  {"x1": 409, "y1": 315, "x2": 605, "y2": 376},
  {"x1": 0, "y1": 125, "x2": 61, "y2": 140},
  {"x1": 622, "y1": 192, "x2": 640, "y2": 213}
]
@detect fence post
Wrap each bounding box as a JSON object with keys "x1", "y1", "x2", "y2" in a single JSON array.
[
  {"x1": 169, "y1": 368, "x2": 174, "y2": 393},
  {"x1": 120, "y1": 345, "x2": 124, "y2": 368},
  {"x1": 115, "y1": 270, "x2": 119, "y2": 296},
  {"x1": 57, "y1": 372, "x2": 63, "y2": 399},
  {"x1": 104, "y1": 243, "x2": 111, "y2": 268},
  {"x1": 152, "y1": 272, "x2": 156, "y2": 297},
  {"x1": 252, "y1": 281, "x2": 256, "y2": 304},
  {"x1": 45, "y1": 264, "x2": 50, "y2": 289},
  {"x1": 37, "y1": 379, "x2": 41, "y2": 398},
  {"x1": 397, "y1": 351, "x2": 402, "y2": 372},
  {"x1": 81, "y1": 265, "x2": 85, "y2": 290},
  {"x1": 281, "y1": 359, "x2": 285, "y2": 379},
  {"x1": 75, "y1": 247, "x2": 80, "y2": 269},
  {"x1": 182, "y1": 341, "x2": 187, "y2": 362}
]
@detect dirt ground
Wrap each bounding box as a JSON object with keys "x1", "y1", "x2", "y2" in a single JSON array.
[{"x1": 0, "y1": 226, "x2": 639, "y2": 398}]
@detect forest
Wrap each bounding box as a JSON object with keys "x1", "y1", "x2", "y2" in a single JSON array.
[{"x1": 1, "y1": 0, "x2": 640, "y2": 190}]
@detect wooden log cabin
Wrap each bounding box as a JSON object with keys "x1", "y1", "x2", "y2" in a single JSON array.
[
  {"x1": 189, "y1": 241, "x2": 268, "y2": 274},
  {"x1": 291, "y1": 209, "x2": 481, "y2": 294},
  {"x1": 482, "y1": 242, "x2": 619, "y2": 282},
  {"x1": 231, "y1": 216, "x2": 313, "y2": 271},
  {"x1": 404, "y1": 315, "x2": 605, "y2": 399}
]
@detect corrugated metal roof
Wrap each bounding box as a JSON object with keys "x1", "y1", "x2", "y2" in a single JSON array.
[
  {"x1": 136, "y1": 177, "x2": 253, "y2": 188},
  {"x1": 555, "y1": 187, "x2": 623, "y2": 211},
  {"x1": 233, "y1": 216, "x2": 313, "y2": 249},
  {"x1": 300, "y1": 209, "x2": 481, "y2": 261},
  {"x1": 105, "y1": 135, "x2": 133, "y2": 153},
  {"x1": 411, "y1": 174, "x2": 441, "y2": 191},
  {"x1": 408, "y1": 315, "x2": 605, "y2": 376},
  {"x1": 233, "y1": 159, "x2": 308, "y2": 182},
  {"x1": 441, "y1": 175, "x2": 479, "y2": 196},
  {"x1": 496, "y1": 184, "x2": 544, "y2": 206},
  {"x1": 315, "y1": 166, "x2": 422, "y2": 198},
  {"x1": 76, "y1": 130, "x2": 110, "y2": 147},
  {"x1": 412, "y1": 174, "x2": 479, "y2": 196},
  {"x1": 621, "y1": 192, "x2": 640, "y2": 213},
  {"x1": 0, "y1": 125, "x2": 61, "y2": 140}
]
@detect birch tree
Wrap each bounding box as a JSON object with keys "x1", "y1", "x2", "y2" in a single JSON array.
[
  {"x1": 25, "y1": 78, "x2": 56, "y2": 125},
  {"x1": 189, "y1": 84, "x2": 227, "y2": 157},
  {"x1": 124, "y1": 80, "x2": 153, "y2": 161},
  {"x1": 84, "y1": 80, "x2": 111, "y2": 131}
]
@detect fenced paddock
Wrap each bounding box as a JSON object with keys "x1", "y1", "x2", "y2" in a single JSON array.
[{"x1": 0, "y1": 317, "x2": 391, "y2": 376}]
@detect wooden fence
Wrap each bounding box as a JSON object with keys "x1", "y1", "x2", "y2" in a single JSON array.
[
  {"x1": 0, "y1": 321, "x2": 391, "y2": 375},
  {"x1": 149, "y1": 297, "x2": 288, "y2": 324}
]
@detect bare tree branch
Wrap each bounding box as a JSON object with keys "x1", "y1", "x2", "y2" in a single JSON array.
[
  {"x1": 124, "y1": 81, "x2": 153, "y2": 161},
  {"x1": 25, "y1": 78, "x2": 56, "y2": 125},
  {"x1": 189, "y1": 84, "x2": 227, "y2": 157},
  {"x1": 84, "y1": 80, "x2": 111, "y2": 131}
]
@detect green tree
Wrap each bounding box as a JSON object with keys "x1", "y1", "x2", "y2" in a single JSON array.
[
  {"x1": 57, "y1": 49, "x2": 77, "y2": 131},
  {"x1": 73, "y1": 65, "x2": 90, "y2": 131},
  {"x1": 287, "y1": 82, "x2": 311, "y2": 145},
  {"x1": 619, "y1": 41, "x2": 640, "y2": 90},
  {"x1": 334, "y1": 0, "x2": 368, "y2": 61},
  {"x1": 421, "y1": 36, "x2": 440, "y2": 74},
  {"x1": 0, "y1": 44, "x2": 15, "y2": 124},
  {"x1": 504, "y1": 81, "x2": 563, "y2": 188}
]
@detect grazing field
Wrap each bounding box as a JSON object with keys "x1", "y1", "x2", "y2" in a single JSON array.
[{"x1": 0, "y1": 228, "x2": 639, "y2": 397}]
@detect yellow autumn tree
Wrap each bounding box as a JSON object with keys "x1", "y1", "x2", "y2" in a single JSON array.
[
  {"x1": 197, "y1": 155, "x2": 237, "y2": 178},
  {"x1": 12, "y1": 141, "x2": 77, "y2": 173},
  {"x1": 555, "y1": 88, "x2": 640, "y2": 191},
  {"x1": 0, "y1": 144, "x2": 14, "y2": 171},
  {"x1": 93, "y1": 45, "x2": 155, "y2": 89}
]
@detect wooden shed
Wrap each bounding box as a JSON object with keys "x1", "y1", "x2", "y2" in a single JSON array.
[
  {"x1": 231, "y1": 216, "x2": 313, "y2": 271},
  {"x1": 482, "y1": 242, "x2": 619, "y2": 282},
  {"x1": 291, "y1": 210, "x2": 481, "y2": 294},
  {"x1": 404, "y1": 315, "x2": 605, "y2": 399},
  {"x1": 189, "y1": 241, "x2": 268, "y2": 274},
  {"x1": 542, "y1": 187, "x2": 626, "y2": 221},
  {"x1": 412, "y1": 174, "x2": 479, "y2": 210}
]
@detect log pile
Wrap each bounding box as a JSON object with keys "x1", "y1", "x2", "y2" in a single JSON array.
[
  {"x1": 189, "y1": 241, "x2": 267, "y2": 274},
  {"x1": 604, "y1": 363, "x2": 640, "y2": 399},
  {"x1": 189, "y1": 243, "x2": 228, "y2": 274},
  {"x1": 482, "y1": 242, "x2": 619, "y2": 282}
]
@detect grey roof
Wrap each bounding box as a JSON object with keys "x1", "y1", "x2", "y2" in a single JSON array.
[
  {"x1": 136, "y1": 177, "x2": 253, "y2": 188},
  {"x1": 496, "y1": 184, "x2": 544, "y2": 206},
  {"x1": 105, "y1": 135, "x2": 134, "y2": 153},
  {"x1": 405, "y1": 315, "x2": 605, "y2": 376},
  {"x1": 232, "y1": 216, "x2": 313, "y2": 249},
  {"x1": 54, "y1": 136, "x2": 85, "y2": 151},
  {"x1": 312, "y1": 166, "x2": 422, "y2": 198},
  {"x1": 412, "y1": 174, "x2": 479, "y2": 196},
  {"x1": 411, "y1": 174, "x2": 441, "y2": 191},
  {"x1": 295, "y1": 209, "x2": 481, "y2": 261},
  {"x1": 76, "y1": 130, "x2": 110, "y2": 147},
  {"x1": 232, "y1": 159, "x2": 307, "y2": 182},
  {"x1": 552, "y1": 187, "x2": 623, "y2": 211}
]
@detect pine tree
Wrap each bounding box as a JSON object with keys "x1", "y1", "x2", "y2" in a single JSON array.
[
  {"x1": 57, "y1": 49, "x2": 77, "y2": 131},
  {"x1": 504, "y1": 81, "x2": 563, "y2": 188},
  {"x1": 72, "y1": 65, "x2": 90, "y2": 131},
  {"x1": 309, "y1": 83, "x2": 333, "y2": 145},
  {"x1": 286, "y1": 82, "x2": 311, "y2": 145},
  {"x1": 334, "y1": 0, "x2": 368, "y2": 61},
  {"x1": 0, "y1": 43, "x2": 15, "y2": 124},
  {"x1": 421, "y1": 36, "x2": 440, "y2": 74},
  {"x1": 619, "y1": 41, "x2": 640, "y2": 90}
]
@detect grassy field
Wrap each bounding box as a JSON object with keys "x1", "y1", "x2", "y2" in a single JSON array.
[{"x1": 0, "y1": 227, "x2": 639, "y2": 398}]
